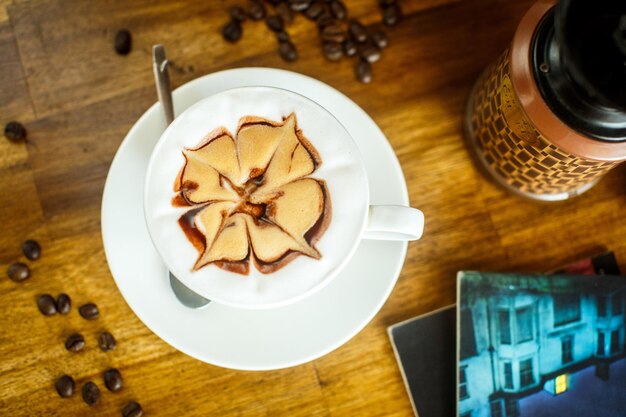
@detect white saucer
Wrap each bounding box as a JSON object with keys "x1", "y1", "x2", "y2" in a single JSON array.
[{"x1": 101, "y1": 68, "x2": 409, "y2": 370}]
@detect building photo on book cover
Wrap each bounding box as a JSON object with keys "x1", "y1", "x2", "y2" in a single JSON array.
[{"x1": 457, "y1": 272, "x2": 626, "y2": 417}]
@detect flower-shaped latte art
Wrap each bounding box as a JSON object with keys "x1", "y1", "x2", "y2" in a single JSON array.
[{"x1": 173, "y1": 113, "x2": 331, "y2": 275}]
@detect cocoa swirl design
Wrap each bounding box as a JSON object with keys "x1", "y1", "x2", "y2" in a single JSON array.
[{"x1": 172, "y1": 113, "x2": 331, "y2": 275}]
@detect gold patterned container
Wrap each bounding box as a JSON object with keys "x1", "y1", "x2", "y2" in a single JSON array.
[{"x1": 464, "y1": 0, "x2": 626, "y2": 201}]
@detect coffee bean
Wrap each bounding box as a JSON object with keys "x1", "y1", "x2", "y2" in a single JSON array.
[
  {"x1": 56, "y1": 293, "x2": 71, "y2": 315},
  {"x1": 288, "y1": 0, "x2": 312, "y2": 12},
  {"x1": 382, "y1": 3, "x2": 402, "y2": 26},
  {"x1": 371, "y1": 30, "x2": 389, "y2": 49},
  {"x1": 276, "y1": 30, "x2": 290, "y2": 42},
  {"x1": 322, "y1": 42, "x2": 343, "y2": 61},
  {"x1": 4, "y1": 121, "x2": 26, "y2": 142},
  {"x1": 82, "y1": 381, "x2": 100, "y2": 406},
  {"x1": 342, "y1": 40, "x2": 357, "y2": 57},
  {"x1": 7, "y1": 262, "x2": 30, "y2": 282},
  {"x1": 222, "y1": 20, "x2": 242, "y2": 43},
  {"x1": 321, "y1": 23, "x2": 346, "y2": 42},
  {"x1": 22, "y1": 239, "x2": 41, "y2": 260},
  {"x1": 266, "y1": 15, "x2": 284, "y2": 32},
  {"x1": 316, "y1": 13, "x2": 334, "y2": 28},
  {"x1": 55, "y1": 375, "x2": 75, "y2": 398},
  {"x1": 79, "y1": 303, "x2": 99, "y2": 320},
  {"x1": 348, "y1": 19, "x2": 368, "y2": 43},
  {"x1": 98, "y1": 331, "x2": 117, "y2": 352},
  {"x1": 103, "y1": 368, "x2": 123, "y2": 392},
  {"x1": 329, "y1": 1, "x2": 347, "y2": 20},
  {"x1": 275, "y1": 2, "x2": 294, "y2": 24},
  {"x1": 229, "y1": 6, "x2": 247, "y2": 22},
  {"x1": 114, "y1": 30, "x2": 132, "y2": 55},
  {"x1": 65, "y1": 333, "x2": 85, "y2": 352},
  {"x1": 355, "y1": 59, "x2": 372, "y2": 83},
  {"x1": 122, "y1": 401, "x2": 143, "y2": 417},
  {"x1": 248, "y1": 0, "x2": 266, "y2": 20},
  {"x1": 278, "y1": 41, "x2": 298, "y2": 62},
  {"x1": 359, "y1": 44, "x2": 381, "y2": 63},
  {"x1": 37, "y1": 294, "x2": 57, "y2": 316},
  {"x1": 305, "y1": 1, "x2": 324, "y2": 20}
]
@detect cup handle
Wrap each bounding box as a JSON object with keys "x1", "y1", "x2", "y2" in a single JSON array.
[{"x1": 362, "y1": 205, "x2": 424, "y2": 241}]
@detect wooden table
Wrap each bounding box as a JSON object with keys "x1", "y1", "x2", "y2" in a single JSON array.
[{"x1": 1, "y1": 0, "x2": 625, "y2": 415}]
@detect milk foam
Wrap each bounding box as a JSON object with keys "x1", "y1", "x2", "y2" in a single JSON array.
[{"x1": 144, "y1": 87, "x2": 368, "y2": 308}]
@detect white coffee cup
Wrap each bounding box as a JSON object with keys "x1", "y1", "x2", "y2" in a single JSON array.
[{"x1": 144, "y1": 86, "x2": 424, "y2": 309}]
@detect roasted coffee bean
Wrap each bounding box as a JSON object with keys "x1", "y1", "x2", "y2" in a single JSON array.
[
  {"x1": 37, "y1": 294, "x2": 57, "y2": 316},
  {"x1": 222, "y1": 20, "x2": 242, "y2": 43},
  {"x1": 82, "y1": 381, "x2": 100, "y2": 406},
  {"x1": 56, "y1": 293, "x2": 71, "y2": 315},
  {"x1": 229, "y1": 6, "x2": 247, "y2": 22},
  {"x1": 342, "y1": 40, "x2": 357, "y2": 57},
  {"x1": 288, "y1": 0, "x2": 311, "y2": 12},
  {"x1": 348, "y1": 19, "x2": 368, "y2": 43},
  {"x1": 4, "y1": 121, "x2": 26, "y2": 142},
  {"x1": 305, "y1": 1, "x2": 324, "y2": 20},
  {"x1": 266, "y1": 15, "x2": 284, "y2": 32},
  {"x1": 79, "y1": 302, "x2": 99, "y2": 319},
  {"x1": 322, "y1": 42, "x2": 343, "y2": 61},
  {"x1": 65, "y1": 333, "x2": 85, "y2": 352},
  {"x1": 321, "y1": 23, "x2": 346, "y2": 42},
  {"x1": 275, "y1": 2, "x2": 294, "y2": 23},
  {"x1": 316, "y1": 13, "x2": 334, "y2": 28},
  {"x1": 22, "y1": 239, "x2": 41, "y2": 260},
  {"x1": 278, "y1": 41, "x2": 298, "y2": 62},
  {"x1": 248, "y1": 0, "x2": 266, "y2": 20},
  {"x1": 371, "y1": 30, "x2": 388, "y2": 49},
  {"x1": 104, "y1": 368, "x2": 123, "y2": 392},
  {"x1": 329, "y1": 1, "x2": 347, "y2": 20},
  {"x1": 98, "y1": 331, "x2": 117, "y2": 352},
  {"x1": 360, "y1": 44, "x2": 381, "y2": 63},
  {"x1": 114, "y1": 30, "x2": 132, "y2": 55},
  {"x1": 7, "y1": 262, "x2": 30, "y2": 282},
  {"x1": 55, "y1": 375, "x2": 75, "y2": 398},
  {"x1": 276, "y1": 30, "x2": 290, "y2": 42},
  {"x1": 122, "y1": 401, "x2": 144, "y2": 417},
  {"x1": 382, "y1": 3, "x2": 402, "y2": 26},
  {"x1": 355, "y1": 59, "x2": 372, "y2": 83}
]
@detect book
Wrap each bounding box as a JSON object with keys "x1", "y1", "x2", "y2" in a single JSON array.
[{"x1": 388, "y1": 252, "x2": 620, "y2": 417}]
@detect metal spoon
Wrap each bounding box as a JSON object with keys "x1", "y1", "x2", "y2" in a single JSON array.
[{"x1": 152, "y1": 44, "x2": 210, "y2": 309}]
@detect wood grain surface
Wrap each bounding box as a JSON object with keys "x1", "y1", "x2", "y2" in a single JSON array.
[{"x1": 1, "y1": 0, "x2": 625, "y2": 416}]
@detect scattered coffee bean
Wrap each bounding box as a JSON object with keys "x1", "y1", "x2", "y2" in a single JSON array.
[
  {"x1": 229, "y1": 6, "x2": 247, "y2": 22},
  {"x1": 79, "y1": 303, "x2": 99, "y2": 320},
  {"x1": 275, "y1": 2, "x2": 294, "y2": 24},
  {"x1": 65, "y1": 333, "x2": 85, "y2": 353},
  {"x1": 316, "y1": 13, "x2": 334, "y2": 28},
  {"x1": 278, "y1": 41, "x2": 298, "y2": 62},
  {"x1": 355, "y1": 59, "x2": 372, "y2": 83},
  {"x1": 322, "y1": 42, "x2": 343, "y2": 61},
  {"x1": 122, "y1": 401, "x2": 144, "y2": 417},
  {"x1": 342, "y1": 40, "x2": 357, "y2": 57},
  {"x1": 288, "y1": 0, "x2": 312, "y2": 12},
  {"x1": 371, "y1": 30, "x2": 389, "y2": 49},
  {"x1": 7, "y1": 262, "x2": 30, "y2": 282},
  {"x1": 382, "y1": 3, "x2": 402, "y2": 26},
  {"x1": 37, "y1": 294, "x2": 57, "y2": 316},
  {"x1": 321, "y1": 23, "x2": 347, "y2": 42},
  {"x1": 222, "y1": 20, "x2": 242, "y2": 43},
  {"x1": 360, "y1": 43, "x2": 381, "y2": 63},
  {"x1": 55, "y1": 375, "x2": 75, "y2": 398},
  {"x1": 22, "y1": 239, "x2": 41, "y2": 260},
  {"x1": 82, "y1": 381, "x2": 100, "y2": 406},
  {"x1": 348, "y1": 19, "x2": 368, "y2": 43},
  {"x1": 103, "y1": 368, "x2": 123, "y2": 392},
  {"x1": 114, "y1": 30, "x2": 132, "y2": 55},
  {"x1": 56, "y1": 293, "x2": 71, "y2": 315},
  {"x1": 305, "y1": 1, "x2": 324, "y2": 20},
  {"x1": 277, "y1": 30, "x2": 290, "y2": 42},
  {"x1": 4, "y1": 121, "x2": 26, "y2": 142},
  {"x1": 248, "y1": 0, "x2": 266, "y2": 20},
  {"x1": 329, "y1": 1, "x2": 347, "y2": 20},
  {"x1": 98, "y1": 331, "x2": 117, "y2": 352},
  {"x1": 266, "y1": 15, "x2": 284, "y2": 32}
]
